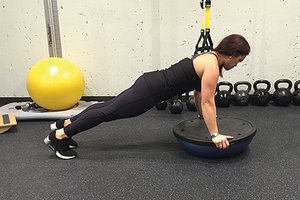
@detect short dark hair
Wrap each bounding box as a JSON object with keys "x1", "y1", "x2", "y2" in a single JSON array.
[
  {"x1": 213, "y1": 34, "x2": 250, "y2": 57},
  {"x1": 213, "y1": 34, "x2": 250, "y2": 77}
]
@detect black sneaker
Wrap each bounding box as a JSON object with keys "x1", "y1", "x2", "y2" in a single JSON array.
[
  {"x1": 44, "y1": 131, "x2": 77, "y2": 159},
  {"x1": 50, "y1": 120, "x2": 78, "y2": 149},
  {"x1": 68, "y1": 139, "x2": 78, "y2": 149}
]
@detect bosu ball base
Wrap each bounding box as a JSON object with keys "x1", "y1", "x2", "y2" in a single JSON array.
[{"x1": 173, "y1": 116, "x2": 256, "y2": 158}]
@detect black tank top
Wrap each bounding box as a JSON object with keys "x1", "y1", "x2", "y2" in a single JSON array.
[{"x1": 143, "y1": 52, "x2": 217, "y2": 102}]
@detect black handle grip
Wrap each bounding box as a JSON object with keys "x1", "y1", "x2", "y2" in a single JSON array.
[
  {"x1": 234, "y1": 81, "x2": 251, "y2": 93},
  {"x1": 274, "y1": 79, "x2": 292, "y2": 91},
  {"x1": 294, "y1": 80, "x2": 300, "y2": 91},
  {"x1": 253, "y1": 80, "x2": 271, "y2": 92},
  {"x1": 216, "y1": 81, "x2": 233, "y2": 93}
]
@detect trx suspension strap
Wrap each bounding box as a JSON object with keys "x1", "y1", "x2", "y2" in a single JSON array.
[{"x1": 194, "y1": 0, "x2": 213, "y2": 54}]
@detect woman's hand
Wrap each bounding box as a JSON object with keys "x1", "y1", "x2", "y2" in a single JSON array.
[{"x1": 212, "y1": 134, "x2": 234, "y2": 149}]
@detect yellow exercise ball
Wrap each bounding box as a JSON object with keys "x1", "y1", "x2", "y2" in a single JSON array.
[{"x1": 27, "y1": 57, "x2": 85, "y2": 111}]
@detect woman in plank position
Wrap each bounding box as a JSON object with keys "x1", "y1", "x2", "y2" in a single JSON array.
[{"x1": 45, "y1": 34, "x2": 250, "y2": 159}]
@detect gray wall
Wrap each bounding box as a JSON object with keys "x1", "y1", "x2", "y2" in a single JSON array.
[{"x1": 1, "y1": 0, "x2": 299, "y2": 97}]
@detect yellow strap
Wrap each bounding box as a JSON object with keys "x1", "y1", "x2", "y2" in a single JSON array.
[
  {"x1": 205, "y1": 7, "x2": 210, "y2": 29},
  {"x1": 201, "y1": 8, "x2": 205, "y2": 30}
]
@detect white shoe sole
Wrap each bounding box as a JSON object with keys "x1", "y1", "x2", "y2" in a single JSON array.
[{"x1": 55, "y1": 151, "x2": 76, "y2": 160}]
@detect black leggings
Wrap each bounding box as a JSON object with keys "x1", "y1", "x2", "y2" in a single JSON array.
[{"x1": 64, "y1": 75, "x2": 157, "y2": 137}]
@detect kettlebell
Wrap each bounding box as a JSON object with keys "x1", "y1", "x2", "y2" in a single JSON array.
[
  {"x1": 273, "y1": 79, "x2": 292, "y2": 106},
  {"x1": 252, "y1": 80, "x2": 271, "y2": 106},
  {"x1": 155, "y1": 101, "x2": 168, "y2": 110},
  {"x1": 292, "y1": 80, "x2": 300, "y2": 106},
  {"x1": 185, "y1": 92, "x2": 197, "y2": 111},
  {"x1": 169, "y1": 96, "x2": 183, "y2": 114},
  {"x1": 233, "y1": 81, "x2": 251, "y2": 106},
  {"x1": 215, "y1": 81, "x2": 233, "y2": 107}
]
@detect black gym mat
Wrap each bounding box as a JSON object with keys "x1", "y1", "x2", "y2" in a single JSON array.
[{"x1": 0, "y1": 102, "x2": 299, "y2": 200}]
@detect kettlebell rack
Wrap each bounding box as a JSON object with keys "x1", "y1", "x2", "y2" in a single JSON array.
[{"x1": 215, "y1": 79, "x2": 300, "y2": 107}]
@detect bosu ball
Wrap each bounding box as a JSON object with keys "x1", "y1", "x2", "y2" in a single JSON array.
[{"x1": 173, "y1": 116, "x2": 256, "y2": 158}]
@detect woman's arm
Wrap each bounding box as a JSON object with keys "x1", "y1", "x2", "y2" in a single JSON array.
[
  {"x1": 200, "y1": 68, "x2": 218, "y2": 135},
  {"x1": 200, "y1": 61, "x2": 233, "y2": 149}
]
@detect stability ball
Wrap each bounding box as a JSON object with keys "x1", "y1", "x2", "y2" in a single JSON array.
[{"x1": 27, "y1": 57, "x2": 85, "y2": 111}]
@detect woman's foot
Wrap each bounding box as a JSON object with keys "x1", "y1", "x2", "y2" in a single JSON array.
[
  {"x1": 50, "y1": 119, "x2": 78, "y2": 149},
  {"x1": 44, "y1": 130, "x2": 77, "y2": 160}
]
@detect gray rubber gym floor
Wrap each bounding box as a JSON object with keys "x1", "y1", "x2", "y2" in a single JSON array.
[{"x1": 0, "y1": 101, "x2": 299, "y2": 200}]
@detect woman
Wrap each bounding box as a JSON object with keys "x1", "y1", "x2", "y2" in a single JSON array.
[{"x1": 44, "y1": 34, "x2": 250, "y2": 159}]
